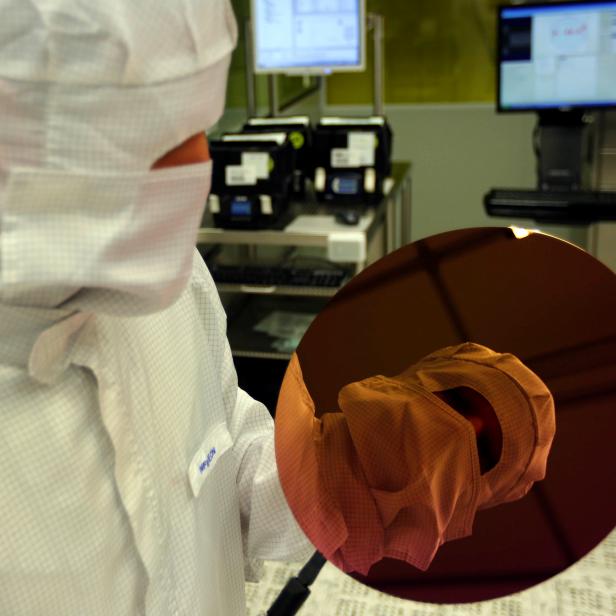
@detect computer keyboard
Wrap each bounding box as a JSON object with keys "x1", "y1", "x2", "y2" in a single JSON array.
[
  {"x1": 209, "y1": 264, "x2": 350, "y2": 288},
  {"x1": 485, "y1": 188, "x2": 616, "y2": 222}
]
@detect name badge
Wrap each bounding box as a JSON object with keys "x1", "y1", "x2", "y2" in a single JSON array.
[{"x1": 188, "y1": 422, "x2": 233, "y2": 498}]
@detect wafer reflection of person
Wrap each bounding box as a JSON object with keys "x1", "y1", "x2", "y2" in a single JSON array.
[{"x1": 276, "y1": 342, "x2": 556, "y2": 576}]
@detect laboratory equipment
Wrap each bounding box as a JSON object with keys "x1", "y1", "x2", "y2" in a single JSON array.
[
  {"x1": 208, "y1": 133, "x2": 294, "y2": 229},
  {"x1": 312, "y1": 116, "x2": 393, "y2": 205},
  {"x1": 207, "y1": 263, "x2": 351, "y2": 289},
  {"x1": 334, "y1": 209, "x2": 361, "y2": 225},
  {"x1": 498, "y1": 0, "x2": 616, "y2": 113},
  {"x1": 487, "y1": 0, "x2": 616, "y2": 215},
  {"x1": 497, "y1": 0, "x2": 614, "y2": 190},
  {"x1": 251, "y1": 0, "x2": 366, "y2": 74},
  {"x1": 243, "y1": 116, "x2": 313, "y2": 196},
  {"x1": 484, "y1": 187, "x2": 616, "y2": 222}
]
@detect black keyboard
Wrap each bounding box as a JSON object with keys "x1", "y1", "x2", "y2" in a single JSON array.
[
  {"x1": 209, "y1": 264, "x2": 350, "y2": 288},
  {"x1": 485, "y1": 189, "x2": 616, "y2": 222}
]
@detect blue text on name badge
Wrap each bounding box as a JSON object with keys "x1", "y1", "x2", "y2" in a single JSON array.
[{"x1": 199, "y1": 447, "x2": 217, "y2": 474}]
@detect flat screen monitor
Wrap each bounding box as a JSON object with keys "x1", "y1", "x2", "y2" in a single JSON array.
[
  {"x1": 498, "y1": 1, "x2": 616, "y2": 112},
  {"x1": 251, "y1": 0, "x2": 366, "y2": 74}
]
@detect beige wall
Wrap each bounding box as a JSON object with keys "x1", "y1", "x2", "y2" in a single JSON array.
[
  {"x1": 324, "y1": 103, "x2": 591, "y2": 248},
  {"x1": 591, "y1": 112, "x2": 616, "y2": 272}
]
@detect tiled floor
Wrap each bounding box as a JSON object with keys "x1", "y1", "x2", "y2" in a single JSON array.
[{"x1": 246, "y1": 529, "x2": 616, "y2": 615}]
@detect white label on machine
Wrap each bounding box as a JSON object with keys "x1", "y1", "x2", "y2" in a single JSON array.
[
  {"x1": 348, "y1": 132, "x2": 375, "y2": 166},
  {"x1": 327, "y1": 231, "x2": 366, "y2": 263},
  {"x1": 331, "y1": 148, "x2": 362, "y2": 168},
  {"x1": 208, "y1": 194, "x2": 221, "y2": 214},
  {"x1": 225, "y1": 165, "x2": 257, "y2": 186},
  {"x1": 241, "y1": 152, "x2": 270, "y2": 180},
  {"x1": 321, "y1": 117, "x2": 385, "y2": 126},
  {"x1": 259, "y1": 194, "x2": 273, "y2": 215}
]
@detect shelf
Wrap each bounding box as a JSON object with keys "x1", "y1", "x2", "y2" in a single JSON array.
[
  {"x1": 217, "y1": 283, "x2": 341, "y2": 297},
  {"x1": 226, "y1": 295, "x2": 326, "y2": 360},
  {"x1": 231, "y1": 349, "x2": 292, "y2": 361},
  {"x1": 198, "y1": 205, "x2": 375, "y2": 249},
  {"x1": 198, "y1": 226, "x2": 331, "y2": 248}
]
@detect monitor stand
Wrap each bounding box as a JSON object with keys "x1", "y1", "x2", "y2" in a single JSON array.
[{"x1": 536, "y1": 110, "x2": 593, "y2": 191}]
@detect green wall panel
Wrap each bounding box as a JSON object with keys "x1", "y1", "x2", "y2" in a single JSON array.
[
  {"x1": 226, "y1": 0, "x2": 503, "y2": 108},
  {"x1": 226, "y1": 0, "x2": 250, "y2": 109},
  {"x1": 328, "y1": 0, "x2": 502, "y2": 105}
]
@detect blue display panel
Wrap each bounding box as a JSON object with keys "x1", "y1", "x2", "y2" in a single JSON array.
[
  {"x1": 498, "y1": 1, "x2": 616, "y2": 111},
  {"x1": 231, "y1": 199, "x2": 252, "y2": 217}
]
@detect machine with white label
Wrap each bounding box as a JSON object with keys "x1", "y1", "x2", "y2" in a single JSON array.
[
  {"x1": 208, "y1": 133, "x2": 295, "y2": 229},
  {"x1": 242, "y1": 116, "x2": 313, "y2": 198},
  {"x1": 312, "y1": 116, "x2": 393, "y2": 205}
]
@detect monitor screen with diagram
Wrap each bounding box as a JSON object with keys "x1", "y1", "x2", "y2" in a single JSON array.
[
  {"x1": 498, "y1": 0, "x2": 616, "y2": 112},
  {"x1": 252, "y1": 0, "x2": 365, "y2": 74}
]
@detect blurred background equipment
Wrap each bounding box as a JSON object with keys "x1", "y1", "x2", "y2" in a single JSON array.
[
  {"x1": 250, "y1": 0, "x2": 366, "y2": 75},
  {"x1": 485, "y1": 0, "x2": 616, "y2": 224},
  {"x1": 312, "y1": 116, "x2": 393, "y2": 205},
  {"x1": 242, "y1": 116, "x2": 314, "y2": 197},
  {"x1": 208, "y1": 132, "x2": 295, "y2": 229}
]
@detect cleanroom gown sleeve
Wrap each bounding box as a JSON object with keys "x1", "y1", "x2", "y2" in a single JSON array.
[
  {"x1": 235, "y1": 389, "x2": 315, "y2": 561},
  {"x1": 193, "y1": 255, "x2": 314, "y2": 577},
  {"x1": 223, "y1": 342, "x2": 315, "y2": 571}
]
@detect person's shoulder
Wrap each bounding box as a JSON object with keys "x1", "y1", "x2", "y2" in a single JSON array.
[
  {"x1": 189, "y1": 249, "x2": 217, "y2": 294},
  {"x1": 103, "y1": 251, "x2": 225, "y2": 346},
  {"x1": 185, "y1": 249, "x2": 227, "y2": 326}
]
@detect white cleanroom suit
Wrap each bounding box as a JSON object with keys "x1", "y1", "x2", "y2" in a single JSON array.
[{"x1": 0, "y1": 1, "x2": 312, "y2": 614}]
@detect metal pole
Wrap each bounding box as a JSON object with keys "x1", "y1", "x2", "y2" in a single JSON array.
[
  {"x1": 244, "y1": 19, "x2": 257, "y2": 118},
  {"x1": 371, "y1": 13, "x2": 385, "y2": 117},
  {"x1": 402, "y1": 174, "x2": 412, "y2": 246},
  {"x1": 318, "y1": 75, "x2": 327, "y2": 117},
  {"x1": 268, "y1": 74, "x2": 279, "y2": 118},
  {"x1": 592, "y1": 111, "x2": 605, "y2": 190},
  {"x1": 588, "y1": 111, "x2": 605, "y2": 256}
]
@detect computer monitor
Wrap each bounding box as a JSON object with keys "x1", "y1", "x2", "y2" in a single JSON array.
[
  {"x1": 498, "y1": 0, "x2": 616, "y2": 112},
  {"x1": 251, "y1": 0, "x2": 366, "y2": 74}
]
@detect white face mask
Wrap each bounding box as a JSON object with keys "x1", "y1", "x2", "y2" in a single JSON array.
[{"x1": 0, "y1": 160, "x2": 212, "y2": 315}]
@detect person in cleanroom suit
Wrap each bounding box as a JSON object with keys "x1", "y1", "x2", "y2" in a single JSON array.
[{"x1": 0, "y1": 1, "x2": 314, "y2": 614}]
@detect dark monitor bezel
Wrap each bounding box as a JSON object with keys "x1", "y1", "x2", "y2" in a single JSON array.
[{"x1": 497, "y1": 0, "x2": 616, "y2": 113}]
